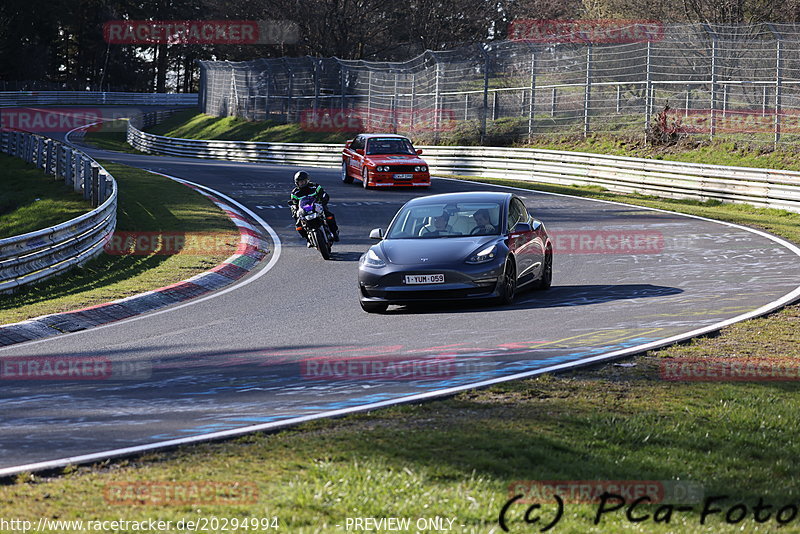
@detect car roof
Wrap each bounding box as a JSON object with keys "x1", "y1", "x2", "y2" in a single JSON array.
[
  {"x1": 406, "y1": 191, "x2": 512, "y2": 205},
  {"x1": 359, "y1": 133, "x2": 410, "y2": 139}
]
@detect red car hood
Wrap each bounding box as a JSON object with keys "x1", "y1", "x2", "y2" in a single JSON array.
[{"x1": 366, "y1": 155, "x2": 427, "y2": 165}]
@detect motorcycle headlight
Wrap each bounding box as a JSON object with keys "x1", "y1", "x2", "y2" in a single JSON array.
[
  {"x1": 466, "y1": 244, "x2": 498, "y2": 264},
  {"x1": 363, "y1": 248, "x2": 386, "y2": 268}
]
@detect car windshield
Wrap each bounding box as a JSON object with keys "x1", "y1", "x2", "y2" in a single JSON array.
[
  {"x1": 385, "y1": 201, "x2": 502, "y2": 239},
  {"x1": 365, "y1": 137, "x2": 416, "y2": 155}
]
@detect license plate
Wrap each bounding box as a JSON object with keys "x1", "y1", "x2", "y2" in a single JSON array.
[
  {"x1": 404, "y1": 274, "x2": 445, "y2": 285},
  {"x1": 393, "y1": 173, "x2": 413, "y2": 180}
]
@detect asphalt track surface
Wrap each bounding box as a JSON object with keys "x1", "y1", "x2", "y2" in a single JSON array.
[{"x1": 1, "y1": 119, "x2": 799, "y2": 472}]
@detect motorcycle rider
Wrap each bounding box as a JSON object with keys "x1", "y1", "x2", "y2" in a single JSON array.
[{"x1": 289, "y1": 171, "x2": 340, "y2": 245}]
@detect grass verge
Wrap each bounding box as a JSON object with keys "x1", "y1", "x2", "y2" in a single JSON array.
[
  {"x1": 0, "y1": 154, "x2": 92, "y2": 239},
  {"x1": 81, "y1": 119, "x2": 144, "y2": 154},
  {"x1": 1, "y1": 177, "x2": 798, "y2": 533},
  {"x1": 0, "y1": 161, "x2": 239, "y2": 324}
]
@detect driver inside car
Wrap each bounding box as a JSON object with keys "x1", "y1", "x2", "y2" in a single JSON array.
[{"x1": 418, "y1": 213, "x2": 453, "y2": 237}]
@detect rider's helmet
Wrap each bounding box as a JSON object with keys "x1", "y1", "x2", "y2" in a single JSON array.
[{"x1": 294, "y1": 171, "x2": 310, "y2": 186}]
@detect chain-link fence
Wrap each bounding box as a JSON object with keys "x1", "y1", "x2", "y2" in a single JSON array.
[{"x1": 198, "y1": 23, "x2": 800, "y2": 145}]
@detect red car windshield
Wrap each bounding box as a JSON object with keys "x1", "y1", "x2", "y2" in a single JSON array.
[{"x1": 365, "y1": 138, "x2": 416, "y2": 155}]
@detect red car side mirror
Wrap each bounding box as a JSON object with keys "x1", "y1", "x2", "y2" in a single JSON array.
[
  {"x1": 355, "y1": 149, "x2": 364, "y2": 155},
  {"x1": 416, "y1": 149, "x2": 423, "y2": 155},
  {"x1": 345, "y1": 140, "x2": 352, "y2": 148}
]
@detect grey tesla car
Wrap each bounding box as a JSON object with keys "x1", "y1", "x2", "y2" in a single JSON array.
[{"x1": 358, "y1": 191, "x2": 552, "y2": 313}]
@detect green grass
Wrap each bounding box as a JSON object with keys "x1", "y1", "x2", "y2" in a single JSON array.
[
  {"x1": 0, "y1": 161, "x2": 239, "y2": 324},
  {"x1": 0, "y1": 155, "x2": 92, "y2": 239},
  {"x1": 82, "y1": 119, "x2": 144, "y2": 154},
  {"x1": 147, "y1": 109, "x2": 351, "y2": 143},
  {"x1": 2, "y1": 306, "x2": 799, "y2": 532}
]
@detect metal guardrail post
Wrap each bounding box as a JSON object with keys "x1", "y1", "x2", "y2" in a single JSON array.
[
  {"x1": 91, "y1": 164, "x2": 100, "y2": 207},
  {"x1": 79, "y1": 157, "x2": 92, "y2": 201},
  {"x1": 64, "y1": 147, "x2": 73, "y2": 188},
  {"x1": 45, "y1": 139, "x2": 53, "y2": 175}
]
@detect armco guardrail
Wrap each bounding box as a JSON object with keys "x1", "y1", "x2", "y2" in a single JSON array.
[
  {"x1": 0, "y1": 130, "x2": 117, "y2": 292},
  {"x1": 128, "y1": 115, "x2": 800, "y2": 213},
  {"x1": 0, "y1": 91, "x2": 198, "y2": 106}
]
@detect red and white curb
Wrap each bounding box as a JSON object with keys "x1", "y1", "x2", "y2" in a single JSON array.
[{"x1": 0, "y1": 176, "x2": 271, "y2": 347}]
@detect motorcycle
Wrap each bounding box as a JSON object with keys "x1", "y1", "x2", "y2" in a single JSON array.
[{"x1": 294, "y1": 195, "x2": 334, "y2": 260}]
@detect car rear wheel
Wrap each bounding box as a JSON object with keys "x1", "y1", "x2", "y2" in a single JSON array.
[
  {"x1": 362, "y1": 168, "x2": 370, "y2": 189},
  {"x1": 360, "y1": 300, "x2": 388, "y2": 313},
  {"x1": 496, "y1": 259, "x2": 517, "y2": 305},
  {"x1": 342, "y1": 161, "x2": 353, "y2": 184},
  {"x1": 537, "y1": 250, "x2": 552, "y2": 290}
]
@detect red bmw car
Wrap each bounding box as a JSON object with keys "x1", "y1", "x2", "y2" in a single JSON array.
[{"x1": 341, "y1": 133, "x2": 431, "y2": 188}]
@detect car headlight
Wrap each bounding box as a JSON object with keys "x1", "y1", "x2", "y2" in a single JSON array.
[
  {"x1": 363, "y1": 248, "x2": 386, "y2": 268},
  {"x1": 414, "y1": 166, "x2": 427, "y2": 172},
  {"x1": 466, "y1": 244, "x2": 498, "y2": 264},
  {"x1": 376, "y1": 166, "x2": 389, "y2": 172}
]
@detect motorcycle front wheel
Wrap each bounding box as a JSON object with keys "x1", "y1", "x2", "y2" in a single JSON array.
[{"x1": 314, "y1": 227, "x2": 331, "y2": 260}]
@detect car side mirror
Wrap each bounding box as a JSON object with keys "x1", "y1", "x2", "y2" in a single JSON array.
[
  {"x1": 513, "y1": 222, "x2": 532, "y2": 233},
  {"x1": 531, "y1": 220, "x2": 542, "y2": 231},
  {"x1": 369, "y1": 228, "x2": 384, "y2": 240},
  {"x1": 355, "y1": 149, "x2": 364, "y2": 155},
  {"x1": 416, "y1": 149, "x2": 423, "y2": 155},
  {"x1": 345, "y1": 140, "x2": 352, "y2": 148}
]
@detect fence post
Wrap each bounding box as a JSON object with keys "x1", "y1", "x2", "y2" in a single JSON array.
[
  {"x1": 410, "y1": 72, "x2": 416, "y2": 126},
  {"x1": 367, "y1": 69, "x2": 373, "y2": 130},
  {"x1": 644, "y1": 40, "x2": 652, "y2": 132},
  {"x1": 763, "y1": 85, "x2": 768, "y2": 115},
  {"x1": 710, "y1": 38, "x2": 718, "y2": 140},
  {"x1": 492, "y1": 91, "x2": 498, "y2": 121},
  {"x1": 584, "y1": 44, "x2": 592, "y2": 137},
  {"x1": 313, "y1": 59, "x2": 320, "y2": 117},
  {"x1": 480, "y1": 46, "x2": 489, "y2": 144},
  {"x1": 722, "y1": 84, "x2": 728, "y2": 117},
  {"x1": 465, "y1": 93, "x2": 469, "y2": 121},
  {"x1": 340, "y1": 64, "x2": 347, "y2": 112},
  {"x1": 393, "y1": 71, "x2": 399, "y2": 133},
  {"x1": 775, "y1": 36, "x2": 784, "y2": 144},
  {"x1": 527, "y1": 50, "x2": 536, "y2": 137},
  {"x1": 434, "y1": 62, "x2": 441, "y2": 137},
  {"x1": 685, "y1": 86, "x2": 691, "y2": 117},
  {"x1": 616, "y1": 85, "x2": 621, "y2": 114},
  {"x1": 285, "y1": 61, "x2": 294, "y2": 123},
  {"x1": 551, "y1": 88, "x2": 556, "y2": 116}
]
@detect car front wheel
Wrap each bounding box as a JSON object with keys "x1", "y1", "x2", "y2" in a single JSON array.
[
  {"x1": 362, "y1": 168, "x2": 370, "y2": 189},
  {"x1": 342, "y1": 161, "x2": 353, "y2": 184},
  {"x1": 496, "y1": 259, "x2": 517, "y2": 305}
]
